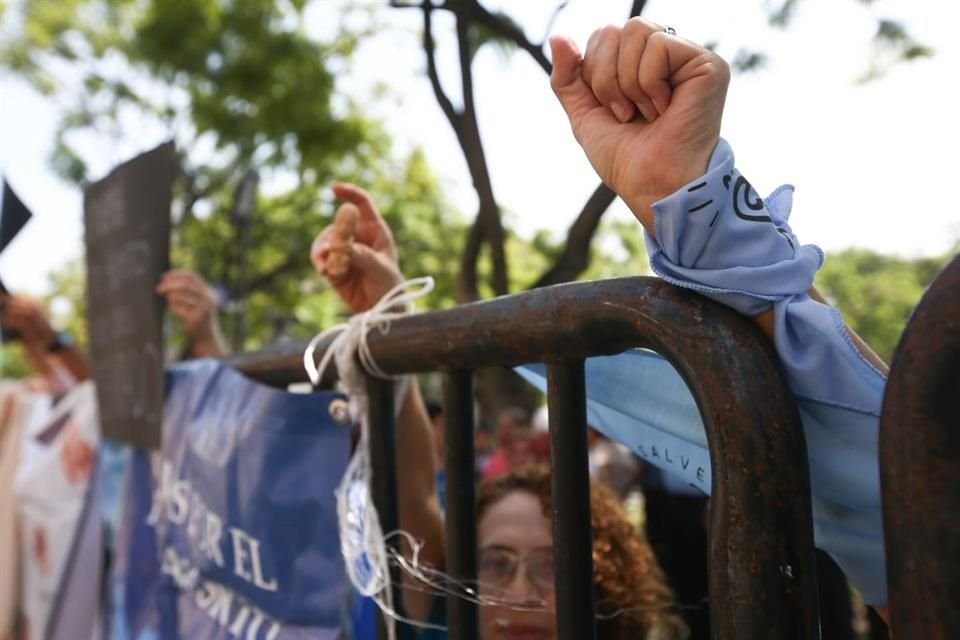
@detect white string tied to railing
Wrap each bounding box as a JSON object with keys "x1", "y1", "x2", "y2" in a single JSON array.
[{"x1": 303, "y1": 276, "x2": 434, "y2": 640}]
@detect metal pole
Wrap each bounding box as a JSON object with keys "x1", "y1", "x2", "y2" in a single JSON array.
[
  {"x1": 366, "y1": 376, "x2": 402, "y2": 640},
  {"x1": 442, "y1": 370, "x2": 479, "y2": 640},
  {"x1": 229, "y1": 170, "x2": 258, "y2": 352},
  {"x1": 546, "y1": 360, "x2": 596, "y2": 640},
  {"x1": 880, "y1": 254, "x2": 960, "y2": 639}
]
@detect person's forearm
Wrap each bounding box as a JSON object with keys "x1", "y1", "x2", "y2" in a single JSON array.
[
  {"x1": 397, "y1": 380, "x2": 444, "y2": 551},
  {"x1": 51, "y1": 347, "x2": 91, "y2": 382},
  {"x1": 396, "y1": 380, "x2": 445, "y2": 622},
  {"x1": 22, "y1": 342, "x2": 83, "y2": 392},
  {"x1": 23, "y1": 341, "x2": 56, "y2": 379},
  {"x1": 753, "y1": 287, "x2": 889, "y2": 376},
  {"x1": 188, "y1": 322, "x2": 228, "y2": 359}
]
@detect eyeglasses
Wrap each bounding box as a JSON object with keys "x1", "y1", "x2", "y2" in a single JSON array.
[{"x1": 478, "y1": 546, "x2": 555, "y2": 592}]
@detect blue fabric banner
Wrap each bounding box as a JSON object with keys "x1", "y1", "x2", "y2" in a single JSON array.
[{"x1": 111, "y1": 360, "x2": 352, "y2": 639}]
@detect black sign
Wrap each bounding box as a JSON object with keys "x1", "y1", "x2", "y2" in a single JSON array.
[
  {"x1": 84, "y1": 142, "x2": 175, "y2": 449},
  {"x1": 0, "y1": 177, "x2": 34, "y2": 337},
  {"x1": 1, "y1": 178, "x2": 33, "y2": 254}
]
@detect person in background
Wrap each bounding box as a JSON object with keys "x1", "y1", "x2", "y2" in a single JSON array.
[
  {"x1": 476, "y1": 464, "x2": 687, "y2": 639},
  {"x1": 473, "y1": 425, "x2": 493, "y2": 478},
  {"x1": 426, "y1": 400, "x2": 444, "y2": 459},
  {"x1": 587, "y1": 427, "x2": 642, "y2": 501},
  {"x1": 481, "y1": 406, "x2": 536, "y2": 479},
  {"x1": 0, "y1": 294, "x2": 88, "y2": 390},
  {"x1": 640, "y1": 466, "x2": 711, "y2": 638},
  {"x1": 426, "y1": 400, "x2": 446, "y2": 508},
  {"x1": 0, "y1": 267, "x2": 226, "y2": 387}
]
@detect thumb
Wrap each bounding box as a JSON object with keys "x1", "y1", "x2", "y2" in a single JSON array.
[{"x1": 549, "y1": 35, "x2": 600, "y2": 130}]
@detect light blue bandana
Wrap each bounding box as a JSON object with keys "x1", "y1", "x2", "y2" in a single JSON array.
[{"x1": 518, "y1": 138, "x2": 889, "y2": 605}]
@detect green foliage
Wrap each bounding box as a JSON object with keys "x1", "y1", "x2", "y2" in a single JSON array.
[
  {"x1": 580, "y1": 219, "x2": 650, "y2": 281},
  {"x1": 234, "y1": 145, "x2": 469, "y2": 370},
  {"x1": 731, "y1": 49, "x2": 767, "y2": 73},
  {"x1": 26, "y1": 146, "x2": 468, "y2": 355},
  {"x1": 764, "y1": 0, "x2": 932, "y2": 83},
  {"x1": 858, "y1": 19, "x2": 934, "y2": 83},
  {"x1": 0, "y1": 0, "x2": 417, "y2": 353},
  {"x1": 475, "y1": 216, "x2": 649, "y2": 296},
  {"x1": 815, "y1": 248, "x2": 953, "y2": 363},
  {"x1": 3, "y1": 0, "x2": 946, "y2": 370},
  {"x1": 369, "y1": 148, "x2": 466, "y2": 310},
  {"x1": 467, "y1": 12, "x2": 521, "y2": 62},
  {"x1": 45, "y1": 257, "x2": 89, "y2": 350},
  {"x1": 2, "y1": 0, "x2": 380, "y2": 184},
  {"x1": 0, "y1": 343, "x2": 34, "y2": 380}
]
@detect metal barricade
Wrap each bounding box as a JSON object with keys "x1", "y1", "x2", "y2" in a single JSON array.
[
  {"x1": 231, "y1": 276, "x2": 818, "y2": 639},
  {"x1": 880, "y1": 254, "x2": 960, "y2": 639}
]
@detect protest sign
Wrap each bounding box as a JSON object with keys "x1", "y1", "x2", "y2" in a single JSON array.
[
  {"x1": 112, "y1": 360, "x2": 352, "y2": 639},
  {"x1": 84, "y1": 142, "x2": 175, "y2": 449}
]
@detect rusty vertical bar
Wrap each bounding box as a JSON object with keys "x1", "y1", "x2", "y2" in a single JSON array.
[
  {"x1": 546, "y1": 361, "x2": 596, "y2": 640},
  {"x1": 880, "y1": 254, "x2": 960, "y2": 639},
  {"x1": 697, "y1": 362, "x2": 819, "y2": 639},
  {"x1": 442, "y1": 370, "x2": 479, "y2": 640},
  {"x1": 367, "y1": 376, "x2": 402, "y2": 640}
]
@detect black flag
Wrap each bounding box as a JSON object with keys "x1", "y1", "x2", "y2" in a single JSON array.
[
  {"x1": 1, "y1": 177, "x2": 33, "y2": 255},
  {"x1": 0, "y1": 176, "x2": 34, "y2": 336}
]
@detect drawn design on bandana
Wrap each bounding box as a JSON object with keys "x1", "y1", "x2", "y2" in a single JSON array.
[
  {"x1": 728, "y1": 172, "x2": 796, "y2": 251},
  {"x1": 732, "y1": 174, "x2": 769, "y2": 222}
]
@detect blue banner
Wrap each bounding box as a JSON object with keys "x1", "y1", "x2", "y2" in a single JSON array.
[{"x1": 111, "y1": 360, "x2": 352, "y2": 639}]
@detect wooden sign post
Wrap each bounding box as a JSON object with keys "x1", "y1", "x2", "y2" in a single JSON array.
[{"x1": 84, "y1": 142, "x2": 176, "y2": 449}]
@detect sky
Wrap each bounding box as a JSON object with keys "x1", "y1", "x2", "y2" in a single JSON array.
[{"x1": 0, "y1": 0, "x2": 957, "y2": 296}]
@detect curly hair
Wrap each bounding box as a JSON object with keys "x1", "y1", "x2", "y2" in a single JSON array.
[{"x1": 477, "y1": 465, "x2": 689, "y2": 640}]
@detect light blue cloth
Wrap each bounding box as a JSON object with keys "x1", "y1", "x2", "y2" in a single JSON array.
[{"x1": 517, "y1": 138, "x2": 889, "y2": 605}]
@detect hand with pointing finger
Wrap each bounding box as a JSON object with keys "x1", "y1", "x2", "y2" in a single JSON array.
[
  {"x1": 549, "y1": 18, "x2": 730, "y2": 232},
  {"x1": 311, "y1": 182, "x2": 403, "y2": 314}
]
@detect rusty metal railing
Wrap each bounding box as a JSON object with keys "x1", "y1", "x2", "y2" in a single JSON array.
[
  {"x1": 231, "y1": 276, "x2": 819, "y2": 639},
  {"x1": 880, "y1": 254, "x2": 960, "y2": 639}
]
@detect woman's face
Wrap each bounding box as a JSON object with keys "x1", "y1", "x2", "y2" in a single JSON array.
[{"x1": 478, "y1": 490, "x2": 557, "y2": 640}]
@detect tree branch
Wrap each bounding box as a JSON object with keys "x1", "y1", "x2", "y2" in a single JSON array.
[
  {"x1": 629, "y1": 0, "x2": 648, "y2": 18},
  {"x1": 531, "y1": 184, "x2": 616, "y2": 289},
  {"x1": 457, "y1": 215, "x2": 484, "y2": 301},
  {"x1": 455, "y1": 7, "x2": 476, "y2": 118},
  {"x1": 240, "y1": 253, "x2": 305, "y2": 296},
  {"x1": 398, "y1": 0, "x2": 652, "y2": 295},
  {"x1": 453, "y1": 8, "x2": 508, "y2": 297},
  {"x1": 529, "y1": 0, "x2": 647, "y2": 288},
  {"x1": 422, "y1": 0, "x2": 461, "y2": 127},
  {"x1": 397, "y1": 0, "x2": 551, "y2": 74},
  {"x1": 541, "y1": 1, "x2": 568, "y2": 45},
  {"x1": 456, "y1": 0, "x2": 552, "y2": 73}
]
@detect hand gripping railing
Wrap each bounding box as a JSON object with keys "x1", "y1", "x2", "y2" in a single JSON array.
[
  {"x1": 880, "y1": 254, "x2": 960, "y2": 640},
  {"x1": 230, "y1": 276, "x2": 818, "y2": 639}
]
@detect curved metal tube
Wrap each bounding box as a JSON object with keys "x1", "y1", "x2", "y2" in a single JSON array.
[{"x1": 880, "y1": 254, "x2": 960, "y2": 639}]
